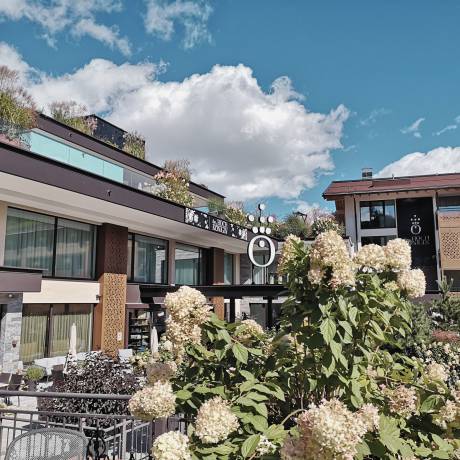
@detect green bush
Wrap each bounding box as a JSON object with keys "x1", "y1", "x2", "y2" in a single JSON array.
[
  {"x1": 49, "y1": 101, "x2": 96, "y2": 136},
  {"x1": 123, "y1": 130, "x2": 145, "y2": 159},
  {"x1": 129, "y1": 234, "x2": 460, "y2": 459},
  {"x1": 25, "y1": 365, "x2": 45, "y2": 382}
]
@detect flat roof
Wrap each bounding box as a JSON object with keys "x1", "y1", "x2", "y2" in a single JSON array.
[{"x1": 323, "y1": 172, "x2": 460, "y2": 199}]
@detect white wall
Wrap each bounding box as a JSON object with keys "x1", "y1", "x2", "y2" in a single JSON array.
[{"x1": 23, "y1": 280, "x2": 100, "y2": 304}]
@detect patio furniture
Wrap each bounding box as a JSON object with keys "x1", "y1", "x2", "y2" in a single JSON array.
[
  {"x1": 5, "y1": 428, "x2": 88, "y2": 460},
  {"x1": 51, "y1": 365, "x2": 64, "y2": 384},
  {"x1": 8, "y1": 374, "x2": 23, "y2": 405}
]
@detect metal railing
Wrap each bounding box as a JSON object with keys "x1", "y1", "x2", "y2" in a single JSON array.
[{"x1": 0, "y1": 391, "x2": 189, "y2": 460}]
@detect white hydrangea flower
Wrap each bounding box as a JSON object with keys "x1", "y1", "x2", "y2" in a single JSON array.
[
  {"x1": 309, "y1": 231, "x2": 355, "y2": 289},
  {"x1": 278, "y1": 234, "x2": 301, "y2": 275},
  {"x1": 384, "y1": 238, "x2": 412, "y2": 271},
  {"x1": 151, "y1": 431, "x2": 191, "y2": 460},
  {"x1": 235, "y1": 319, "x2": 265, "y2": 343},
  {"x1": 129, "y1": 381, "x2": 176, "y2": 421},
  {"x1": 256, "y1": 435, "x2": 278, "y2": 456},
  {"x1": 195, "y1": 396, "x2": 239, "y2": 444},
  {"x1": 397, "y1": 269, "x2": 426, "y2": 298},
  {"x1": 281, "y1": 399, "x2": 372, "y2": 460},
  {"x1": 354, "y1": 244, "x2": 386, "y2": 272},
  {"x1": 357, "y1": 404, "x2": 380, "y2": 432},
  {"x1": 164, "y1": 286, "x2": 211, "y2": 360},
  {"x1": 425, "y1": 362, "x2": 448, "y2": 382},
  {"x1": 383, "y1": 385, "x2": 417, "y2": 418}
]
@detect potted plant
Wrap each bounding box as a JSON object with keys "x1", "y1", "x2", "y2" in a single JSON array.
[{"x1": 25, "y1": 366, "x2": 45, "y2": 391}]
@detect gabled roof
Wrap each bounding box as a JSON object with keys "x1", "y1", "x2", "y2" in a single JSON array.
[{"x1": 323, "y1": 172, "x2": 460, "y2": 200}]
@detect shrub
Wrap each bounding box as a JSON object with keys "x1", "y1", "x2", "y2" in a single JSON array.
[
  {"x1": 310, "y1": 214, "x2": 344, "y2": 237},
  {"x1": 155, "y1": 159, "x2": 194, "y2": 207},
  {"x1": 0, "y1": 66, "x2": 37, "y2": 145},
  {"x1": 429, "y1": 278, "x2": 460, "y2": 331},
  {"x1": 123, "y1": 130, "x2": 145, "y2": 159},
  {"x1": 128, "y1": 233, "x2": 460, "y2": 459},
  {"x1": 208, "y1": 198, "x2": 248, "y2": 227},
  {"x1": 25, "y1": 365, "x2": 45, "y2": 382},
  {"x1": 39, "y1": 353, "x2": 140, "y2": 423},
  {"x1": 49, "y1": 101, "x2": 97, "y2": 136}
]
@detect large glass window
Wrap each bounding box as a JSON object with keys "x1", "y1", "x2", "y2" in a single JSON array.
[
  {"x1": 438, "y1": 196, "x2": 460, "y2": 211},
  {"x1": 19, "y1": 304, "x2": 93, "y2": 363},
  {"x1": 175, "y1": 244, "x2": 206, "y2": 285},
  {"x1": 5, "y1": 208, "x2": 96, "y2": 279},
  {"x1": 5, "y1": 209, "x2": 55, "y2": 275},
  {"x1": 127, "y1": 234, "x2": 167, "y2": 284},
  {"x1": 224, "y1": 253, "x2": 234, "y2": 285},
  {"x1": 55, "y1": 219, "x2": 96, "y2": 278},
  {"x1": 360, "y1": 200, "x2": 396, "y2": 229}
]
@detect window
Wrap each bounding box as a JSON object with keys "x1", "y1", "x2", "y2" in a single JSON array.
[
  {"x1": 5, "y1": 208, "x2": 55, "y2": 275},
  {"x1": 5, "y1": 208, "x2": 96, "y2": 279},
  {"x1": 175, "y1": 244, "x2": 206, "y2": 285},
  {"x1": 444, "y1": 271, "x2": 460, "y2": 292},
  {"x1": 360, "y1": 200, "x2": 396, "y2": 229},
  {"x1": 361, "y1": 235, "x2": 396, "y2": 246},
  {"x1": 224, "y1": 253, "x2": 234, "y2": 285},
  {"x1": 127, "y1": 234, "x2": 167, "y2": 284},
  {"x1": 55, "y1": 219, "x2": 96, "y2": 278},
  {"x1": 438, "y1": 196, "x2": 460, "y2": 211},
  {"x1": 19, "y1": 303, "x2": 93, "y2": 363}
]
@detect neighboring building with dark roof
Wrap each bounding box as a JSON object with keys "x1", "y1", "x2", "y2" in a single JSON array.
[{"x1": 323, "y1": 170, "x2": 460, "y2": 293}]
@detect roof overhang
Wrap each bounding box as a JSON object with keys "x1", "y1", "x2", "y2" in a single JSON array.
[{"x1": 0, "y1": 267, "x2": 43, "y2": 293}]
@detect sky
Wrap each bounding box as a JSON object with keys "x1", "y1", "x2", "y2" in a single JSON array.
[{"x1": 1, "y1": 0, "x2": 460, "y2": 218}]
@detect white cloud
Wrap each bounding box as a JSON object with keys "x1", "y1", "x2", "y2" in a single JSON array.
[
  {"x1": 401, "y1": 117, "x2": 425, "y2": 138},
  {"x1": 72, "y1": 19, "x2": 131, "y2": 56},
  {"x1": 0, "y1": 0, "x2": 130, "y2": 55},
  {"x1": 144, "y1": 0, "x2": 212, "y2": 48},
  {"x1": 433, "y1": 115, "x2": 460, "y2": 136},
  {"x1": 359, "y1": 108, "x2": 391, "y2": 126},
  {"x1": 0, "y1": 42, "x2": 349, "y2": 201},
  {"x1": 377, "y1": 147, "x2": 460, "y2": 178}
]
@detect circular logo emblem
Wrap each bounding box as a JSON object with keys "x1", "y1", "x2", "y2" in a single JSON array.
[{"x1": 247, "y1": 204, "x2": 276, "y2": 268}]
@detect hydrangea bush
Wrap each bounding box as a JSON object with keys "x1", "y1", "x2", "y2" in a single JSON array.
[{"x1": 130, "y1": 233, "x2": 460, "y2": 459}]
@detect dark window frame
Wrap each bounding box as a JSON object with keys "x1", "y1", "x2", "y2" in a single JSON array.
[
  {"x1": 127, "y1": 233, "x2": 168, "y2": 285},
  {"x1": 360, "y1": 200, "x2": 396, "y2": 229},
  {"x1": 175, "y1": 243, "x2": 207, "y2": 286},
  {"x1": 6, "y1": 207, "x2": 97, "y2": 280}
]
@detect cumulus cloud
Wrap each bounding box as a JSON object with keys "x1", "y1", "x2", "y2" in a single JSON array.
[
  {"x1": 0, "y1": 0, "x2": 131, "y2": 55},
  {"x1": 377, "y1": 147, "x2": 460, "y2": 178},
  {"x1": 0, "y1": 42, "x2": 349, "y2": 201},
  {"x1": 144, "y1": 0, "x2": 212, "y2": 48},
  {"x1": 401, "y1": 117, "x2": 425, "y2": 138}
]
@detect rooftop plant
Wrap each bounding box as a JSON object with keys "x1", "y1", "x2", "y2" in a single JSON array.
[
  {"x1": 123, "y1": 130, "x2": 145, "y2": 160},
  {"x1": 49, "y1": 100, "x2": 97, "y2": 136},
  {"x1": 127, "y1": 234, "x2": 460, "y2": 459},
  {"x1": 155, "y1": 159, "x2": 194, "y2": 207},
  {"x1": 0, "y1": 65, "x2": 37, "y2": 146},
  {"x1": 208, "y1": 198, "x2": 248, "y2": 227}
]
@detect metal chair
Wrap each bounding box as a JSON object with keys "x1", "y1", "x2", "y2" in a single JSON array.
[
  {"x1": 8, "y1": 374, "x2": 22, "y2": 406},
  {"x1": 5, "y1": 428, "x2": 88, "y2": 460}
]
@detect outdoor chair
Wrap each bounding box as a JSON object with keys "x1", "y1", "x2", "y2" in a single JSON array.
[
  {"x1": 8, "y1": 374, "x2": 23, "y2": 406},
  {"x1": 5, "y1": 428, "x2": 88, "y2": 460}
]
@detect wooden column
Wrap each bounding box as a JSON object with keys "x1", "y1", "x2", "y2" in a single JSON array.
[
  {"x1": 209, "y1": 247, "x2": 225, "y2": 320},
  {"x1": 93, "y1": 223, "x2": 128, "y2": 355}
]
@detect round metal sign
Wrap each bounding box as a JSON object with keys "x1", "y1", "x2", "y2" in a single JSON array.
[{"x1": 247, "y1": 235, "x2": 276, "y2": 268}]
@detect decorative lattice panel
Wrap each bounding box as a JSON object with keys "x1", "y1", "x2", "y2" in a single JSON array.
[
  {"x1": 100, "y1": 273, "x2": 127, "y2": 356},
  {"x1": 440, "y1": 230, "x2": 460, "y2": 269},
  {"x1": 439, "y1": 212, "x2": 460, "y2": 229}
]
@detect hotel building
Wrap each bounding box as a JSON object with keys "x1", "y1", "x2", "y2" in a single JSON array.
[
  {"x1": 323, "y1": 169, "x2": 460, "y2": 293},
  {"x1": 0, "y1": 113, "x2": 261, "y2": 372}
]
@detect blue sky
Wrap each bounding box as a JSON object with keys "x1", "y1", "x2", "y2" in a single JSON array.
[{"x1": 1, "y1": 0, "x2": 460, "y2": 218}]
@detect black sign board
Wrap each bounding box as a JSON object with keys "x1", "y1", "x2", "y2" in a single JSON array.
[
  {"x1": 184, "y1": 208, "x2": 248, "y2": 241},
  {"x1": 396, "y1": 197, "x2": 438, "y2": 290}
]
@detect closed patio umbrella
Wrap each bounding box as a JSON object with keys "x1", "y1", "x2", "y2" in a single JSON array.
[
  {"x1": 69, "y1": 323, "x2": 77, "y2": 358},
  {"x1": 150, "y1": 326, "x2": 159, "y2": 354}
]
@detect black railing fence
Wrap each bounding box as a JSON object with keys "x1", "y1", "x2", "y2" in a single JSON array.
[{"x1": 0, "y1": 391, "x2": 189, "y2": 460}]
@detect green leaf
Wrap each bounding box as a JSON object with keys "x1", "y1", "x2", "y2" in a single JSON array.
[
  {"x1": 217, "y1": 329, "x2": 232, "y2": 344},
  {"x1": 265, "y1": 424, "x2": 287, "y2": 441},
  {"x1": 232, "y1": 343, "x2": 248, "y2": 364},
  {"x1": 349, "y1": 307, "x2": 358, "y2": 326},
  {"x1": 329, "y1": 340, "x2": 342, "y2": 360},
  {"x1": 320, "y1": 318, "x2": 336, "y2": 344},
  {"x1": 241, "y1": 434, "x2": 260, "y2": 458},
  {"x1": 255, "y1": 403, "x2": 268, "y2": 417},
  {"x1": 245, "y1": 392, "x2": 268, "y2": 402},
  {"x1": 250, "y1": 415, "x2": 269, "y2": 432},
  {"x1": 420, "y1": 394, "x2": 443, "y2": 413},
  {"x1": 176, "y1": 389, "x2": 192, "y2": 400},
  {"x1": 240, "y1": 370, "x2": 256, "y2": 381},
  {"x1": 339, "y1": 320, "x2": 353, "y2": 336}
]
